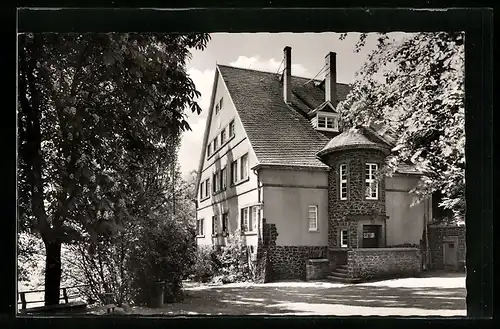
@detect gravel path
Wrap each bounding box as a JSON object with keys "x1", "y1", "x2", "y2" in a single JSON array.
[{"x1": 129, "y1": 273, "x2": 466, "y2": 316}]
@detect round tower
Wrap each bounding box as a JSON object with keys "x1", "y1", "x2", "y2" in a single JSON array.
[{"x1": 317, "y1": 127, "x2": 391, "y2": 249}]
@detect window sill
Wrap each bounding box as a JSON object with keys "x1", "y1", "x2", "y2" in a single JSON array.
[
  {"x1": 200, "y1": 196, "x2": 210, "y2": 202},
  {"x1": 316, "y1": 127, "x2": 339, "y2": 133},
  {"x1": 242, "y1": 231, "x2": 257, "y2": 236},
  {"x1": 231, "y1": 177, "x2": 250, "y2": 187},
  {"x1": 308, "y1": 229, "x2": 320, "y2": 233},
  {"x1": 196, "y1": 235, "x2": 205, "y2": 238}
]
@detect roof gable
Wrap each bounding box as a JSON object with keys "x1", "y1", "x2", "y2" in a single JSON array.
[{"x1": 217, "y1": 64, "x2": 350, "y2": 169}]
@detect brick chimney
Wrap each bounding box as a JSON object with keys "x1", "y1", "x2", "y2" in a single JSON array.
[
  {"x1": 283, "y1": 46, "x2": 292, "y2": 104},
  {"x1": 325, "y1": 52, "x2": 337, "y2": 104}
]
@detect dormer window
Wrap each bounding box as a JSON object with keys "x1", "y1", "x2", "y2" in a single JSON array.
[{"x1": 316, "y1": 113, "x2": 339, "y2": 132}]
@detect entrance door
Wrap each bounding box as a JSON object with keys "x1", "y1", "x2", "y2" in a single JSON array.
[
  {"x1": 443, "y1": 240, "x2": 458, "y2": 269},
  {"x1": 362, "y1": 225, "x2": 380, "y2": 248}
]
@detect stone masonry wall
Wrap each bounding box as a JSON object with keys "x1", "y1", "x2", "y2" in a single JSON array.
[
  {"x1": 268, "y1": 246, "x2": 329, "y2": 281},
  {"x1": 306, "y1": 259, "x2": 330, "y2": 281},
  {"x1": 428, "y1": 225, "x2": 466, "y2": 271},
  {"x1": 323, "y1": 149, "x2": 387, "y2": 248},
  {"x1": 347, "y1": 248, "x2": 421, "y2": 280}
]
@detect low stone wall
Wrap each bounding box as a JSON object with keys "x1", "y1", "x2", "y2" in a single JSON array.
[
  {"x1": 268, "y1": 246, "x2": 328, "y2": 281},
  {"x1": 428, "y1": 225, "x2": 466, "y2": 271},
  {"x1": 347, "y1": 248, "x2": 421, "y2": 280},
  {"x1": 305, "y1": 259, "x2": 330, "y2": 281}
]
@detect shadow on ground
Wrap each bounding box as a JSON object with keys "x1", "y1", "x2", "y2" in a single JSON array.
[{"x1": 131, "y1": 274, "x2": 466, "y2": 316}]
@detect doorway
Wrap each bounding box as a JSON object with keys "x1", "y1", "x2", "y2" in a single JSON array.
[
  {"x1": 362, "y1": 225, "x2": 381, "y2": 248},
  {"x1": 443, "y1": 237, "x2": 458, "y2": 270}
]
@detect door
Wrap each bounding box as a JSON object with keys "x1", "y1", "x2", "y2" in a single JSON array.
[
  {"x1": 362, "y1": 225, "x2": 380, "y2": 248},
  {"x1": 443, "y1": 240, "x2": 458, "y2": 269}
]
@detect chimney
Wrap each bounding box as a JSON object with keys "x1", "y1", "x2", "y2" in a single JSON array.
[
  {"x1": 325, "y1": 52, "x2": 337, "y2": 104},
  {"x1": 283, "y1": 46, "x2": 292, "y2": 104}
]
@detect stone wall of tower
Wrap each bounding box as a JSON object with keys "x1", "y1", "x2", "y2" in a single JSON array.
[{"x1": 322, "y1": 148, "x2": 388, "y2": 248}]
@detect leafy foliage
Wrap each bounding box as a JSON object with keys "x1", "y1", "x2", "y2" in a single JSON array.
[
  {"x1": 17, "y1": 32, "x2": 210, "y2": 304},
  {"x1": 191, "y1": 231, "x2": 253, "y2": 284},
  {"x1": 190, "y1": 246, "x2": 219, "y2": 283},
  {"x1": 127, "y1": 217, "x2": 195, "y2": 305},
  {"x1": 338, "y1": 32, "x2": 465, "y2": 221}
]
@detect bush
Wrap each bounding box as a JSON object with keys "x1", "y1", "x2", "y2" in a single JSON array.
[
  {"x1": 191, "y1": 230, "x2": 254, "y2": 284},
  {"x1": 127, "y1": 218, "x2": 195, "y2": 305},
  {"x1": 213, "y1": 230, "x2": 253, "y2": 283},
  {"x1": 191, "y1": 246, "x2": 218, "y2": 283}
]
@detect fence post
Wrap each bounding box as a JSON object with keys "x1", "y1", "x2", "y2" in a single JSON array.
[
  {"x1": 20, "y1": 292, "x2": 27, "y2": 310},
  {"x1": 62, "y1": 288, "x2": 69, "y2": 304}
]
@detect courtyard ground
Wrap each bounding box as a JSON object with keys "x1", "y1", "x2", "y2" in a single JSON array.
[{"x1": 128, "y1": 272, "x2": 466, "y2": 316}]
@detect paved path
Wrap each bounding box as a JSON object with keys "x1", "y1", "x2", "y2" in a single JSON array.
[{"x1": 130, "y1": 273, "x2": 466, "y2": 316}]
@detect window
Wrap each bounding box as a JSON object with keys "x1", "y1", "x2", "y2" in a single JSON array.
[
  {"x1": 340, "y1": 229, "x2": 348, "y2": 247},
  {"x1": 241, "y1": 207, "x2": 249, "y2": 232},
  {"x1": 197, "y1": 218, "x2": 204, "y2": 236},
  {"x1": 212, "y1": 215, "x2": 217, "y2": 235},
  {"x1": 213, "y1": 171, "x2": 220, "y2": 193},
  {"x1": 207, "y1": 142, "x2": 212, "y2": 157},
  {"x1": 339, "y1": 164, "x2": 347, "y2": 200},
  {"x1": 214, "y1": 136, "x2": 219, "y2": 151},
  {"x1": 317, "y1": 114, "x2": 338, "y2": 131},
  {"x1": 221, "y1": 167, "x2": 227, "y2": 190},
  {"x1": 219, "y1": 97, "x2": 224, "y2": 110},
  {"x1": 205, "y1": 178, "x2": 210, "y2": 198},
  {"x1": 365, "y1": 163, "x2": 379, "y2": 200},
  {"x1": 222, "y1": 213, "x2": 228, "y2": 235},
  {"x1": 200, "y1": 181, "x2": 205, "y2": 199},
  {"x1": 229, "y1": 120, "x2": 235, "y2": 137},
  {"x1": 221, "y1": 128, "x2": 226, "y2": 144},
  {"x1": 231, "y1": 160, "x2": 238, "y2": 184},
  {"x1": 215, "y1": 98, "x2": 224, "y2": 115},
  {"x1": 241, "y1": 205, "x2": 258, "y2": 232},
  {"x1": 251, "y1": 206, "x2": 258, "y2": 232},
  {"x1": 240, "y1": 153, "x2": 248, "y2": 180},
  {"x1": 308, "y1": 205, "x2": 318, "y2": 231}
]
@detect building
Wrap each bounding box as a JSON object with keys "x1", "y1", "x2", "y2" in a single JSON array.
[{"x1": 195, "y1": 46, "x2": 463, "y2": 282}]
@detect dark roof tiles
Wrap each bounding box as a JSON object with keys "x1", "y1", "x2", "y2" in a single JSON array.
[{"x1": 218, "y1": 64, "x2": 349, "y2": 169}]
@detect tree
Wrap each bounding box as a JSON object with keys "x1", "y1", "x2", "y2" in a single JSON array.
[
  {"x1": 17, "y1": 33, "x2": 210, "y2": 305},
  {"x1": 338, "y1": 32, "x2": 465, "y2": 221}
]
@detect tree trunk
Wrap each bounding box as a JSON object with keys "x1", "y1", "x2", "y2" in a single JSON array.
[{"x1": 44, "y1": 240, "x2": 62, "y2": 306}]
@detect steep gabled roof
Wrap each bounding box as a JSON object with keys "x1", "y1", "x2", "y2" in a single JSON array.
[{"x1": 217, "y1": 64, "x2": 350, "y2": 169}]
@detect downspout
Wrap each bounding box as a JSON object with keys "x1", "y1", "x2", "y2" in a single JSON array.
[
  {"x1": 425, "y1": 198, "x2": 431, "y2": 270},
  {"x1": 253, "y1": 168, "x2": 262, "y2": 240}
]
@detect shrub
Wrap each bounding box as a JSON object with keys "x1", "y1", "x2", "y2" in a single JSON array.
[
  {"x1": 127, "y1": 218, "x2": 195, "y2": 305},
  {"x1": 191, "y1": 246, "x2": 218, "y2": 283},
  {"x1": 213, "y1": 230, "x2": 253, "y2": 284},
  {"x1": 190, "y1": 231, "x2": 254, "y2": 284}
]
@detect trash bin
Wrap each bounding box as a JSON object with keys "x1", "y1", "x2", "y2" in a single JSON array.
[{"x1": 149, "y1": 281, "x2": 165, "y2": 308}]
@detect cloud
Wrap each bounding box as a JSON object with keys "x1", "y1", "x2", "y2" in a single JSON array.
[
  {"x1": 229, "y1": 55, "x2": 309, "y2": 77},
  {"x1": 186, "y1": 68, "x2": 215, "y2": 124},
  {"x1": 179, "y1": 68, "x2": 215, "y2": 176}
]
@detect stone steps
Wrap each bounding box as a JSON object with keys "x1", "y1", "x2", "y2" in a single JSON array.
[
  {"x1": 326, "y1": 275, "x2": 362, "y2": 284},
  {"x1": 326, "y1": 264, "x2": 362, "y2": 283}
]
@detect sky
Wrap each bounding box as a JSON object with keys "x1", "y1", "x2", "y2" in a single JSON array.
[{"x1": 178, "y1": 32, "x2": 408, "y2": 178}]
